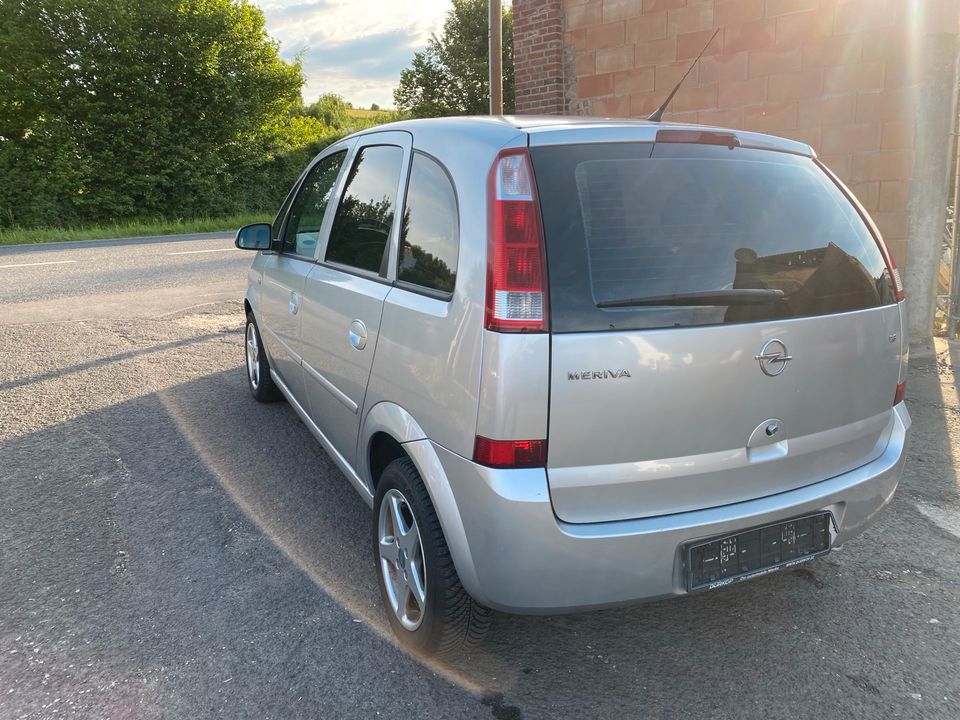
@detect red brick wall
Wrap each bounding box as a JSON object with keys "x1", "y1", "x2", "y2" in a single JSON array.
[
  {"x1": 513, "y1": 0, "x2": 960, "y2": 271},
  {"x1": 513, "y1": 0, "x2": 565, "y2": 114}
]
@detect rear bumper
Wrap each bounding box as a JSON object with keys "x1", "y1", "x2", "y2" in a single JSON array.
[{"x1": 425, "y1": 403, "x2": 911, "y2": 614}]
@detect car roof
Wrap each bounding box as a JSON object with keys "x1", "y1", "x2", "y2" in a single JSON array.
[{"x1": 354, "y1": 115, "x2": 814, "y2": 158}]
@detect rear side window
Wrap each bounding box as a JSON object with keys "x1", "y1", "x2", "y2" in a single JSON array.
[
  {"x1": 531, "y1": 143, "x2": 897, "y2": 333},
  {"x1": 326, "y1": 145, "x2": 404, "y2": 275},
  {"x1": 398, "y1": 153, "x2": 459, "y2": 295}
]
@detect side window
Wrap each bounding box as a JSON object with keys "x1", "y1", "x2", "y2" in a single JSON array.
[
  {"x1": 325, "y1": 145, "x2": 404, "y2": 274},
  {"x1": 281, "y1": 151, "x2": 346, "y2": 258},
  {"x1": 398, "y1": 153, "x2": 459, "y2": 294}
]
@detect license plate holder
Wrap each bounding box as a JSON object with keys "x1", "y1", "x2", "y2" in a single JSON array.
[{"x1": 686, "y1": 512, "x2": 834, "y2": 592}]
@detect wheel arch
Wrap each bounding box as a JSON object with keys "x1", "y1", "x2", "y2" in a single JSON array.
[{"x1": 360, "y1": 402, "x2": 485, "y2": 604}]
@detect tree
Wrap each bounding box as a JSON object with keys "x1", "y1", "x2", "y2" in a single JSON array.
[
  {"x1": 0, "y1": 0, "x2": 324, "y2": 228},
  {"x1": 370, "y1": 103, "x2": 381, "y2": 111},
  {"x1": 303, "y1": 93, "x2": 351, "y2": 130},
  {"x1": 394, "y1": 0, "x2": 514, "y2": 118}
]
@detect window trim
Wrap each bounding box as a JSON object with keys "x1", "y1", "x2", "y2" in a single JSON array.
[
  {"x1": 317, "y1": 131, "x2": 413, "y2": 280},
  {"x1": 277, "y1": 147, "x2": 351, "y2": 261},
  {"x1": 391, "y1": 149, "x2": 461, "y2": 301}
]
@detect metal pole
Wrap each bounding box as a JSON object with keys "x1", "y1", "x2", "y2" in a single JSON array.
[
  {"x1": 950, "y1": 126, "x2": 960, "y2": 338},
  {"x1": 488, "y1": 0, "x2": 503, "y2": 115}
]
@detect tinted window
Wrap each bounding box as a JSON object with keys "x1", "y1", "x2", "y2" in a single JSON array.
[
  {"x1": 325, "y1": 145, "x2": 403, "y2": 274},
  {"x1": 282, "y1": 151, "x2": 346, "y2": 257},
  {"x1": 531, "y1": 143, "x2": 896, "y2": 333},
  {"x1": 398, "y1": 153, "x2": 459, "y2": 294}
]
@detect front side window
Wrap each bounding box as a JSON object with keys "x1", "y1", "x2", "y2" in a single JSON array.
[
  {"x1": 281, "y1": 151, "x2": 346, "y2": 258},
  {"x1": 398, "y1": 153, "x2": 459, "y2": 294},
  {"x1": 325, "y1": 145, "x2": 404, "y2": 275}
]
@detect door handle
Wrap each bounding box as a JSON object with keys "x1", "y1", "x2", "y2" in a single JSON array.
[
  {"x1": 289, "y1": 291, "x2": 300, "y2": 315},
  {"x1": 349, "y1": 319, "x2": 368, "y2": 350}
]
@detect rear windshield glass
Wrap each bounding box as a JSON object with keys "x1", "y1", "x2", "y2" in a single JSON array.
[{"x1": 530, "y1": 143, "x2": 897, "y2": 333}]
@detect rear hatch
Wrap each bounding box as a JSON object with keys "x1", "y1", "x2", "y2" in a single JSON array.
[{"x1": 530, "y1": 136, "x2": 903, "y2": 524}]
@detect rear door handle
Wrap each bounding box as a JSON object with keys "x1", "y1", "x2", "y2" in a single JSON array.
[{"x1": 349, "y1": 319, "x2": 367, "y2": 350}]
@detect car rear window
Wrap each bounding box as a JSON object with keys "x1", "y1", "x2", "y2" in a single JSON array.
[{"x1": 530, "y1": 142, "x2": 897, "y2": 333}]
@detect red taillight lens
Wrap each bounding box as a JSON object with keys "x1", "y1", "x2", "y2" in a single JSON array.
[
  {"x1": 894, "y1": 380, "x2": 907, "y2": 405},
  {"x1": 486, "y1": 149, "x2": 548, "y2": 332},
  {"x1": 474, "y1": 436, "x2": 547, "y2": 468}
]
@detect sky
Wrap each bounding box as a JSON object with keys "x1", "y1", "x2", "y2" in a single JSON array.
[{"x1": 258, "y1": 0, "x2": 453, "y2": 109}]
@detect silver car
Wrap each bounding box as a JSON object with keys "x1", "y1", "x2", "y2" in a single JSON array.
[{"x1": 235, "y1": 116, "x2": 911, "y2": 655}]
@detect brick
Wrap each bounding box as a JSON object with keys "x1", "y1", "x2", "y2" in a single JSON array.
[
  {"x1": 579, "y1": 72, "x2": 616, "y2": 97},
  {"x1": 723, "y1": 19, "x2": 777, "y2": 53},
  {"x1": 678, "y1": 28, "x2": 725, "y2": 60},
  {"x1": 662, "y1": 109, "x2": 701, "y2": 123},
  {"x1": 855, "y1": 89, "x2": 913, "y2": 123},
  {"x1": 602, "y1": 0, "x2": 642, "y2": 23},
  {"x1": 764, "y1": 0, "x2": 819, "y2": 17},
  {"x1": 834, "y1": 0, "x2": 904, "y2": 34},
  {"x1": 630, "y1": 91, "x2": 662, "y2": 115},
  {"x1": 823, "y1": 62, "x2": 884, "y2": 93},
  {"x1": 667, "y1": 1, "x2": 715, "y2": 36},
  {"x1": 667, "y1": 83, "x2": 719, "y2": 112},
  {"x1": 881, "y1": 121, "x2": 914, "y2": 151},
  {"x1": 625, "y1": 11, "x2": 668, "y2": 43},
  {"x1": 592, "y1": 94, "x2": 632, "y2": 116},
  {"x1": 566, "y1": 28, "x2": 589, "y2": 50},
  {"x1": 767, "y1": 68, "x2": 823, "y2": 102},
  {"x1": 716, "y1": 0, "x2": 765, "y2": 25},
  {"x1": 849, "y1": 182, "x2": 880, "y2": 210},
  {"x1": 819, "y1": 32, "x2": 863, "y2": 66},
  {"x1": 748, "y1": 46, "x2": 802, "y2": 77},
  {"x1": 774, "y1": 8, "x2": 833, "y2": 45},
  {"x1": 698, "y1": 106, "x2": 745, "y2": 127},
  {"x1": 851, "y1": 150, "x2": 914, "y2": 182},
  {"x1": 699, "y1": 51, "x2": 749, "y2": 85},
  {"x1": 872, "y1": 211, "x2": 908, "y2": 239},
  {"x1": 797, "y1": 94, "x2": 856, "y2": 126},
  {"x1": 879, "y1": 181, "x2": 910, "y2": 212},
  {"x1": 820, "y1": 154, "x2": 852, "y2": 181},
  {"x1": 576, "y1": 51, "x2": 597, "y2": 75},
  {"x1": 643, "y1": 0, "x2": 685, "y2": 10},
  {"x1": 614, "y1": 66, "x2": 656, "y2": 94},
  {"x1": 718, "y1": 76, "x2": 768, "y2": 107},
  {"x1": 635, "y1": 36, "x2": 678, "y2": 65},
  {"x1": 567, "y1": 1, "x2": 603, "y2": 30},
  {"x1": 655, "y1": 61, "x2": 696, "y2": 91},
  {"x1": 743, "y1": 101, "x2": 799, "y2": 131},
  {"x1": 586, "y1": 21, "x2": 626, "y2": 49},
  {"x1": 821, "y1": 122, "x2": 881, "y2": 154},
  {"x1": 596, "y1": 44, "x2": 635, "y2": 73}
]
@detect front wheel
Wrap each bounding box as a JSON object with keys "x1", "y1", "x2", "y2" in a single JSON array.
[{"x1": 373, "y1": 458, "x2": 491, "y2": 656}]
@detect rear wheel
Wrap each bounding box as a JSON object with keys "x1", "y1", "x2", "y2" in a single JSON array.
[
  {"x1": 373, "y1": 457, "x2": 491, "y2": 656},
  {"x1": 245, "y1": 314, "x2": 281, "y2": 403}
]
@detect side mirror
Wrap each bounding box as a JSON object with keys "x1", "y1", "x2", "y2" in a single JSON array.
[{"x1": 235, "y1": 223, "x2": 272, "y2": 250}]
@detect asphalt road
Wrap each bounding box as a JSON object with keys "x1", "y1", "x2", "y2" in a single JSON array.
[{"x1": 1, "y1": 234, "x2": 959, "y2": 720}]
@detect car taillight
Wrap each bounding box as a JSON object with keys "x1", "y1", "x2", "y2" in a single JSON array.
[
  {"x1": 473, "y1": 436, "x2": 547, "y2": 468},
  {"x1": 486, "y1": 148, "x2": 548, "y2": 332},
  {"x1": 894, "y1": 380, "x2": 906, "y2": 405}
]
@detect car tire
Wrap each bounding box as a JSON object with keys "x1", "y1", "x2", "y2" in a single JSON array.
[
  {"x1": 373, "y1": 457, "x2": 492, "y2": 656},
  {"x1": 244, "y1": 313, "x2": 281, "y2": 403}
]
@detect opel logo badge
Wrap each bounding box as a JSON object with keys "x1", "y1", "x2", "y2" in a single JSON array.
[{"x1": 755, "y1": 338, "x2": 792, "y2": 377}]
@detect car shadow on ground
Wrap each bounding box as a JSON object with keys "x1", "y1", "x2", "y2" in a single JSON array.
[{"x1": 3, "y1": 354, "x2": 958, "y2": 719}]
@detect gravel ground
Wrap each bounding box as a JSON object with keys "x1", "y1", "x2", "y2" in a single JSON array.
[{"x1": 1, "y1": 235, "x2": 958, "y2": 719}]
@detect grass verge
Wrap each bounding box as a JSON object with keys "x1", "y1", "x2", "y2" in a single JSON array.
[{"x1": 0, "y1": 213, "x2": 272, "y2": 246}]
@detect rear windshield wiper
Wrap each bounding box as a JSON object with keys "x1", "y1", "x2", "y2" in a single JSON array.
[{"x1": 597, "y1": 288, "x2": 785, "y2": 309}]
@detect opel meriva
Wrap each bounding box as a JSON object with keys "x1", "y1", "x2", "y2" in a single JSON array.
[{"x1": 235, "y1": 116, "x2": 911, "y2": 655}]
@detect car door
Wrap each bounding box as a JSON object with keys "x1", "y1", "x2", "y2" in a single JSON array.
[
  {"x1": 299, "y1": 131, "x2": 412, "y2": 468},
  {"x1": 258, "y1": 143, "x2": 353, "y2": 402}
]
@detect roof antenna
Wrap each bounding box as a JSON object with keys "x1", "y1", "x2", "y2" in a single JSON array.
[{"x1": 647, "y1": 27, "x2": 720, "y2": 122}]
